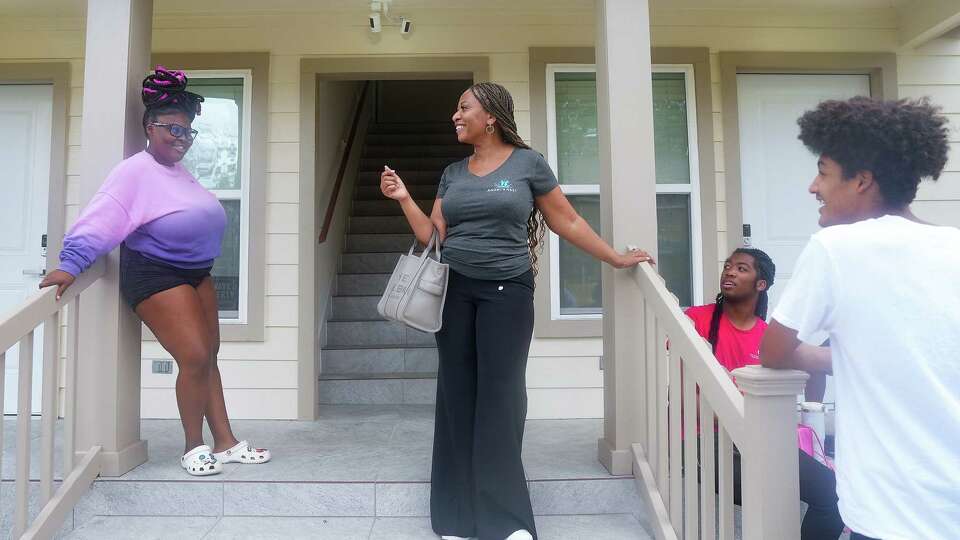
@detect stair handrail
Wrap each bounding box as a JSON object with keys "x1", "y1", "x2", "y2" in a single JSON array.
[
  {"x1": 0, "y1": 259, "x2": 106, "y2": 538},
  {"x1": 628, "y1": 261, "x2": 808, "y2": 540},
  {"x1": 318, "y1": 80, "x2": 372, "y2": 243}
]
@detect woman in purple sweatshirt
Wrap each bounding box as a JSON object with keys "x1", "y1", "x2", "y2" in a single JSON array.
[{"x1": 40, "y1": 67, "x2": 270, "y2": 476}]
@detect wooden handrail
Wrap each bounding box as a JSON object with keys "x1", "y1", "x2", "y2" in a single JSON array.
[
  {"x1": 0, "y1": 259, "x2": 105, "y2": 353},
  {"x1": 318, "y1": 80, "x2": 372, "y2": 243},
  {"x1": 631, "y1": 262, "x2": 746, "y2": 444}
]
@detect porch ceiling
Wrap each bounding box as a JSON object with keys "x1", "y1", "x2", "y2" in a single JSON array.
[{"x1": 0, "y1": 0, "x2": 913, "y2": 18}]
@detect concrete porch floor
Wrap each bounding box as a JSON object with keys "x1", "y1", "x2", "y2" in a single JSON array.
[{"x1": 1, "y1": 407, "x2": 652, "y2": 539}]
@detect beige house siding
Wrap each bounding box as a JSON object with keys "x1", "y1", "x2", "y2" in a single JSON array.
[
  {"x1": 899, "y1": 39, "x2": 960, "y2": 228},
  {"x1": 2, "y1": 6, "x2": 957, "y2": 419}
]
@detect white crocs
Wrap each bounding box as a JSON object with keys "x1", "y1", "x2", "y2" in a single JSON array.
[
  {"x1": 181, "y1": 445, "x2": 222, "y2": 476},
  {"x1": 212, "y1": 440, "x2": 271, "y2": 464}
]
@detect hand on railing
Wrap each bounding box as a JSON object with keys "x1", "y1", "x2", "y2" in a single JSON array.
[
  {"x1": 613, "y1": 245, "x2": 654, "y2": 269},
  {"x1": 38, "y1": 269, "x2": 76, "y2": 301}
]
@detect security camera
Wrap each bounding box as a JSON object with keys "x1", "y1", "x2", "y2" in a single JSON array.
[
  {"x1": 369, "y1": 12, "x2": 382, "y2": 33},
  {"x1": 400, "y1": 17, "x2": 412, "y2": 34}
]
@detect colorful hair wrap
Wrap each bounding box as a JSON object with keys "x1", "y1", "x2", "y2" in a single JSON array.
[{"x1": 141, "y1": 65, "x2": 203, "y2": 115}]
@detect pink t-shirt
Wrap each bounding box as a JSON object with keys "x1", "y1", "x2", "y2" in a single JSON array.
[{"x1": 684, "y1": 304, "x2": 766, "y2": 372}]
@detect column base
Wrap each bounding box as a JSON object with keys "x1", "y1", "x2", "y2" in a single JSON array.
[
  {"x1": 597, "y1": 437, "x2": 633, "y2": 476},
  {"x1": 92, "y1": 439, "x2": 149, "y2": 477}
]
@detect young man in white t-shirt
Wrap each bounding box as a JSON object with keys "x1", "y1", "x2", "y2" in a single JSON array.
[{"x1": 760, "y1": 97, "x2": 960, "y2": 540}]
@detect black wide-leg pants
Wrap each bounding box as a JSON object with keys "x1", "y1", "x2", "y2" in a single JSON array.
[{"x1": 431, "y1": 269, "x2": 537, "y2": 540}]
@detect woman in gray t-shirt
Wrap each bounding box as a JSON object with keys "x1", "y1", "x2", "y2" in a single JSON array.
[{"x1": 381, "y1": 82, "x2": 652, "y2": 540}]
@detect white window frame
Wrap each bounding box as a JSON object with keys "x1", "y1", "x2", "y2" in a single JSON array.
[
  {"x1": 184, "y1": 69, "x2": 252, "y2": 324},
  {"x1": 545, "y1": 63, "x2": 703, "y2": 320}
]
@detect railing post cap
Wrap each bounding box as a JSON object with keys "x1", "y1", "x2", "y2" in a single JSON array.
[{"x1": 732, "y1": 365, "x2": 808, "y2": 396}]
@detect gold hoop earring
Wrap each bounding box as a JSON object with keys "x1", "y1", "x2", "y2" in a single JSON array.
[{"x1": 485, "y1": 124, "x2": 495, "y2": 135}]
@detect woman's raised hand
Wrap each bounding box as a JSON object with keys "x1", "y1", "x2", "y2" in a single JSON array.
[
  {"x1": 380, "y1": 165, "x2": 410, "y2": 202},
  {"x1": 39, "y1": 269, "x2": 76, "y2": 301},
  {"x1": 610, "y1": 246, "x2": 655, "y2": 269}
]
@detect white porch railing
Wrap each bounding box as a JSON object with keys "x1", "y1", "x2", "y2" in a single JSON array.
[
  {"x1": 0, "y1": 261, "x2": 106, "y2": 539},
  {"x1": 629, "y1": 262, "x2": 808, "y2": 540}
]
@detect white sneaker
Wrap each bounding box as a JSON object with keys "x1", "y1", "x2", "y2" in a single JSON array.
[
  {"x1": 505, "y1": 530, "x2": 533, "y2": 540},
  {"x1": 440, "y1": 536, "x2": 472, "y2": 540}
]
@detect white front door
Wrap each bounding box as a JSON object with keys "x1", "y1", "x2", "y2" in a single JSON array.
[
  {"x1": 0, "y1": 84, "x2": 53, "y2": 414},
  {"x1": 738, "y1": 73, "x2": 870, "y2": 406}
]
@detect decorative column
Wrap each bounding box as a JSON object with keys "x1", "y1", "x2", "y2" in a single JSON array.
[
  {"x1": 594, "y1": 0, "x2": 659, "y2": 475},
  {"x1": 73, "y1": 0, "x2": 153, "y2": 476}
]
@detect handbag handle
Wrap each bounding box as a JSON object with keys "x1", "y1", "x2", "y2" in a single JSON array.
[{"x1": 407, "y1": 229, "x2": 442, "y2": 262}]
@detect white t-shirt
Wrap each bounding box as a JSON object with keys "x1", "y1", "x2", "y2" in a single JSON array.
[{"x1": 772, "y1": 215, "x2": 960, "y2": 540}]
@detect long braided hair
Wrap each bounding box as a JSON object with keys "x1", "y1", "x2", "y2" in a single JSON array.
[
  {"x1": 707, "y1": 248, "x2": 775, "y2": 354},
  {"x1": 468, "y1": 82, "x2": 547, "y2": 277},
  {"x1": 141, "y1": 66, "x2": 204, "y2": 135}
]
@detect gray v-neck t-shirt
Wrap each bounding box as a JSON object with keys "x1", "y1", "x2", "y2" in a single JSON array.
[{"x1": 437, "y1": 147, "x2": 559, "y2": 280}]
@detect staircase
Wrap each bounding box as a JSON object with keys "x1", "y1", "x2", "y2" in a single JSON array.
[{"x1": 318, "y1": 121, "x2": 471, "y2": 405}]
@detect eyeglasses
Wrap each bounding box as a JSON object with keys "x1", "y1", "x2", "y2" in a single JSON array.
[{"x1": 149, "y1": 122, "x2": 198, "y2": 140}]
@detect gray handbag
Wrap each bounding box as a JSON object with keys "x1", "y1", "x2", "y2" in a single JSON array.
[{"x1": 377, "y1": 230, "x2": 449, "y2": 333}]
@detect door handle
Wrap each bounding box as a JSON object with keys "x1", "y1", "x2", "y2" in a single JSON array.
[{"x1": 22, "y1": 269, "x2": 46, "y2": 277}]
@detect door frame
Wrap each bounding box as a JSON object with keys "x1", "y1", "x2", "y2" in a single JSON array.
[
  {"x1": 719, "y1": 52, "x2": 897, "y2": 246},
  {"x1": 0, "y1": 63, "x2": 71, "y2": 277},
  {"x1": 297, "y1": 56, "x2": 489, "y2": 419}
]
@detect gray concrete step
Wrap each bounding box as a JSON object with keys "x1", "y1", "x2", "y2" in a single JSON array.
[
  {"x1": 352, "y1": 199, "x2": 432, "y2": 216},
  {"x1": 339, "y1": 252, "x2": 404, "y2": 274},
  {"x1": 331, "y1": 295, "x2": 383, "y2": 321},
  {"x1": 367, "y1": 122, "x2": 451, "y2": 134},
  {"x1": 321, "y1": 347, "x2": 438, "y2": 374},
  {"x1": 362, "y1": 144, "x2": 470, "y2": 158},
  {"x1": 318, "y1": 377, "x2": 436, "y2": 405},
  {"x1": 354, "y1": 184, "x2": 437, "y2": 202},
  {"x1": 347, "y1": 216, "x2": 412, "y2": 234},
  {"x1": 356, "y1": 170, "x2": 440, "y2": 185},
  {"x1": 359, "y1": 157, "x2": 459, "y2": 172},
  {"x1": 336, "y1": 273, "x2": 391, "y2": 296},
  {"x1": 324, "y1": 320, "x2": 435, "y2": 348},
  {"x1": 73, "y1": 413, "x2": 647, "y2": 534},
  {"x1": 366, "y1": 132, "x2": 458, "y2": 145},
  {"x1": 344, "y1": 234, "x2": 417, "y2": 254}
]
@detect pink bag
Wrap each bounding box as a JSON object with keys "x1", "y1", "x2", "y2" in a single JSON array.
[{"x1": 797, "y1": 423, "x2": 834, "y2": 470}]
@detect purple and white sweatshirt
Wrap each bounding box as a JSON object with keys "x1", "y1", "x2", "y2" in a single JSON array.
[{"x1": 59, "y1": 151, "x2": 226, "y2": 276}]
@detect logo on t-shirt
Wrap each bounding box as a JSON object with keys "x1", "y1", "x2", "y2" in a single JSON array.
[{"x1": 487, "y1": 178, "x2": 517, "y2": 193}]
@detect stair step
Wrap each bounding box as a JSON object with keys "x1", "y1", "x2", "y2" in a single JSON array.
[
  {"x1": 367, "y1": 122, "x2": 451, "y2": 134},
  {"x1": 352, "y1": 199, "x2": 432, "y2": 216},
  {"x1": 318, "y1": 377, "x2": 437, "y2": 405},
  {"x1": 362, "y1": 144, "x2": 470, "y2": 158},
  {"x1": 336, "y1": 273, "x2": 391, "y2": 296},
  {"x1": 321, "y1": 347, "x2": 438, "y2": 374},
  {"x1": 366, "y1": 133, "x2": 458, "y2": 145},
  {"x1": 347, "y1": 216, "x2": 413, "y2": 234},
  {"x1": 319, "y1": 371, "x2": 436, "y2": 380},
  {"x1": 339, "y1": 252, "x2": 404, "y2": 273},
  {"x1": 325, "y1": 320, "x2": 435, "y2": 348},
  {"x1": 344, "y1": 234, "x2": 416, "y2": 253},
  {"x1": 359, "y1": 157, "x2": 459, "y2": 172},
  {"x1": 354, "y1": 184, "x2": 436, "y2": 201},
  {"x1": 331, "y1": 295, "x2": 383, "y2": 321},
  {"x1": 356, "y1": 170, "x2": 440, "y2": 185}
]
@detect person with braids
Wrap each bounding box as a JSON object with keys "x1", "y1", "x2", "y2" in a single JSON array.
[
  {"x1": 40, "y1": 66, "x2": 270, "y2": 477},
  {"x1": 762, "y1": 97, "x2": 960, "y2": 540},
  {"x1": 685, "y1": 248, "x2": 844, "y2": 540},
  {"x1": 381, "y1": 82, "x2": 652, "y2": 540}
]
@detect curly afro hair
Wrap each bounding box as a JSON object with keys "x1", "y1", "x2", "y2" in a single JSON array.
[{"x1": 797, "y1": 96, "x2": 949, "y2": 207}]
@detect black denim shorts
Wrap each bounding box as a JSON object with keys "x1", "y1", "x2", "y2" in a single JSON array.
[{"x1": 119, "y1": 244, "x2": 212, "y2": 309}]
